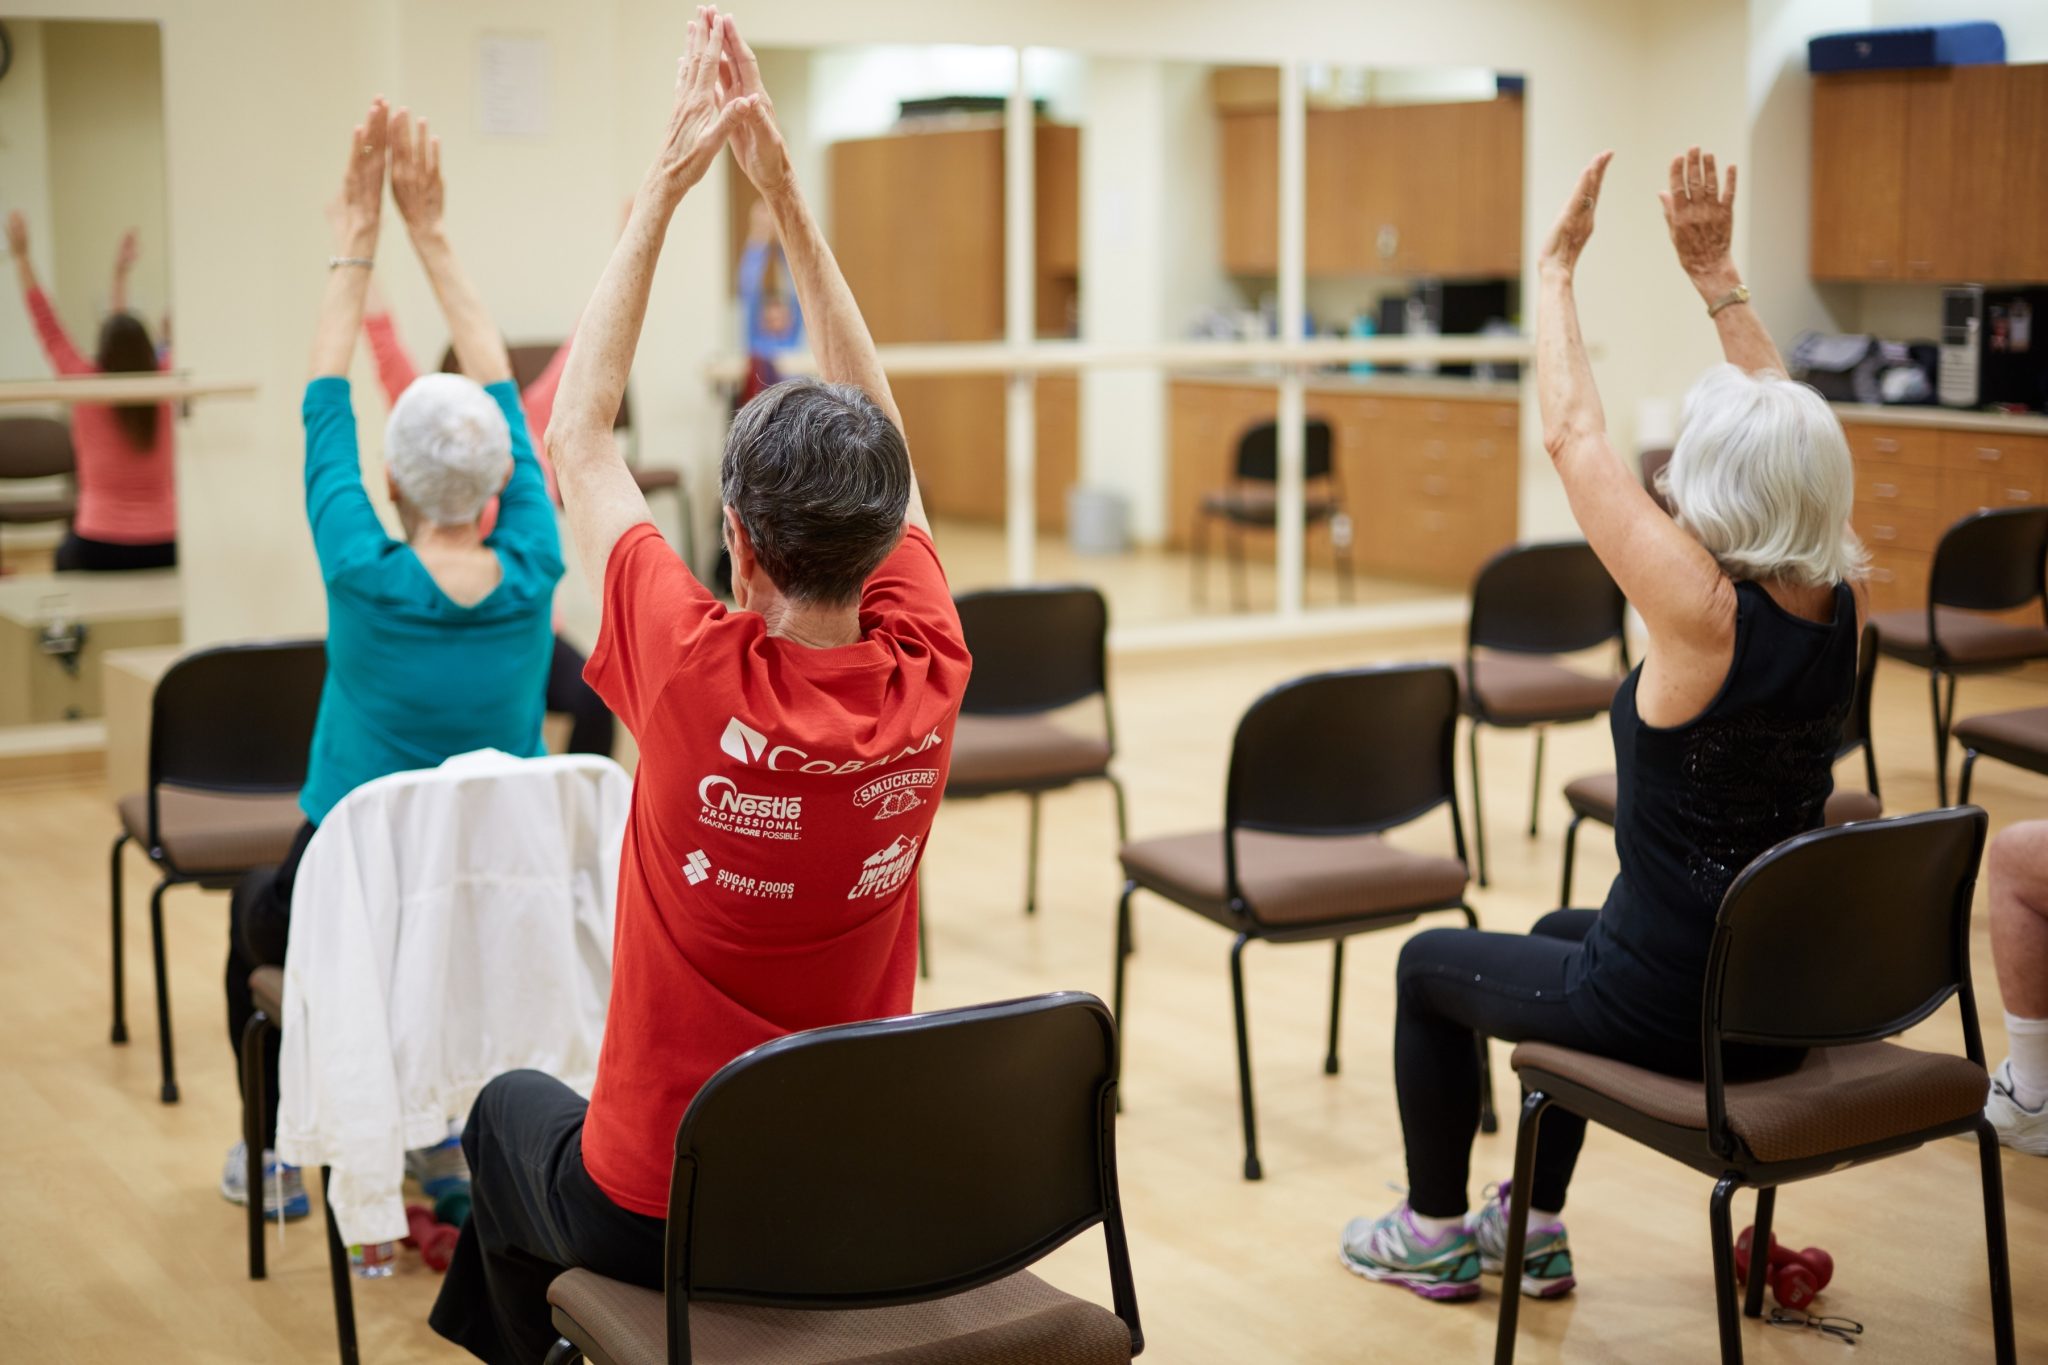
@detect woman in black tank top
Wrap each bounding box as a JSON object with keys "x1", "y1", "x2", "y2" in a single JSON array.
[{"x1": 1339, "y1": 148, "x2": 1868, "y2": 1305}]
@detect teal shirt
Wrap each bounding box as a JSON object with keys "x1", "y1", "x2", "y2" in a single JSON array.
[{"x1": 298, "y1": 376, "x2": 563, "y2": 824}]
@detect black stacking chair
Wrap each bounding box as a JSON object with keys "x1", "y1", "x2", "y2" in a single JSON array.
[
  {"x1": 1957, "y1": 702, "x2": 2048, "y2": 805},
  {"x1": 1870, "y1": 507, "x2": 2048, "y2": 804},
  {"x1": 110, "y1": 639, "x2": 324, "y2": 1102},
  {"x1": 1462, "y1": 542, "x2": 1628, "y2": 887},
  {"x1": 1558, "y1": 622, "x2": 1884, "y2": 907},
  {"x1": 0, "y1": 415, "x2": 77, "y2": 561},
  {"x1": 1494, "y1": 807, "x2": 2012, "y2": 1365},
  {"x1": 1114, "y1": 664, "x2": 1494, "y2": 1182},
  {"x1": 1191, "y1": 418, "x2": 1352, "y2": 610},
  {"x1": 543, "y1": 992, "x2": 1142, "y2": 1365}
]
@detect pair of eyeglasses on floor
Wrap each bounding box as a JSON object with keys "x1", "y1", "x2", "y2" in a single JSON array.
[{"x1": 1768, "y1": 1308, "x2": 1865, "y2": 1345}]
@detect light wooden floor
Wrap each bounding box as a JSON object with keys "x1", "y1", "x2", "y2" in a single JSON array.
[{"x1": 3, "y1": 626, "x2": 2046, "y2": 1364}]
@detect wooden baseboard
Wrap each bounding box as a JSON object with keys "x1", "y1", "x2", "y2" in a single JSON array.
[{"x1": 0, "y1": 720, "x2": 106, "y2": 788}]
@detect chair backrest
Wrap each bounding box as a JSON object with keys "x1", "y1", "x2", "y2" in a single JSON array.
[
  {"x1": 0, "y1": 416, "x2": 76, "y2": 480},
  {"x1": 667, "y1": 992, "x2": 1140, "y2": 1358},
  {"x1": 440, "y1": 342, "x2": 632, "y2": 431},
  {"x1": 149, "y1": 639, "x2": 326, "y2": 811},
  {"x1": 1705, "y1": 806, "x2": 1986, "y2": 1064},
  {"x1": 955, "y1": 585, "x2": 1110, "y2": 720},
  {"x1": 1468, "y1": 541, "x2": 1627, "y2": 658},
  {"x1": 1227, "y1": 665, "x2": 1462, "y2": 845},
  {"x1": 1928, "y1": 506, "x2": 2048, "y2": 616},
  {"x1": 1233, "y1": 419, "x2": 1334, "y2": 484},
  {"x1": 1839, "y1": 621, "x2": 1879, "y2": 775}
]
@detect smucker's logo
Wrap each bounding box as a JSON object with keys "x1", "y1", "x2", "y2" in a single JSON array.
[{"x1": 850, "y1": 768, "x2": 938, "y2": 820}]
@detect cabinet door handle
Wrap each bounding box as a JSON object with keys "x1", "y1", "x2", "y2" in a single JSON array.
[
  {"x1": 1871, "y1": 482, "x2": 1899, "y2": 498},
  {"x1": 1907, "y1": 260, "x2": 1933, "y2": 273},
  {"x1": 1424, "y1": 440, "x2": 1446, "y2": 460},
  {"x1": 1871, "y1": 567, "x2": 1895, "y2": 584},
  {"x1": 1423, "y1": 476, "x2": 1448, "y2": 496},
  {"x1": 2008, "y1": 489, "x2": 2033, "y2": 503},
  {"x1": 1474, "y1": 439, "x2": 1496, "y2": 459},
  {"x1": 1872, "y1": 438, "x2": 1900, "y2": 454},
  {"x1": 1869, "y1": 259, "x2": 1891, "y2": 270},
  {"x1": 1871, "y1": 524, "x2": 1899, "y2": 541},
  {"x1": 1977, "y1": 447, "x2": 2003, "y2": 462}
]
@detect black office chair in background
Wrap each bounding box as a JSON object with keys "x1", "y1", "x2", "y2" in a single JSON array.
[
  {"x1": 0, "y1": 415, "x2": 78, "y2": 564},
  {"x1": 1192, "y1": 418, "x2": 1353, "y2": 610}
]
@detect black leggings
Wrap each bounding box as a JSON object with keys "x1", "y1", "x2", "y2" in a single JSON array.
[
  {"x1": 225, "y1": 820, "x2": 317, "y2": 1149},
  {"x1": 54, "y1": 532, "x2": 176, "y2": 571},
  {"x1": 1395, "y1": 909, "x2": 1698, "y2": 1219},
  {"x1": 545, "y1": 635, "x2": 615, "y2": 758}
]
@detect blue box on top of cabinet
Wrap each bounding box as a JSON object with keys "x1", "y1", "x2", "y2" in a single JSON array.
[{"x1": 1808, "y1": 22, "x2": 2005, "y2": 73}]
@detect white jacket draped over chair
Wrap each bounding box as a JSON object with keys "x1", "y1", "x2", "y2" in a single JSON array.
[{"x1": 275, "y1": 750, "x2": 630, "y2": 1246}]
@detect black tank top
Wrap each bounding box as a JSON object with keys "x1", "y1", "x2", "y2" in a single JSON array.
[{"x1": 1575, "y1": 579, "x2": 1859, "y2": 1045}]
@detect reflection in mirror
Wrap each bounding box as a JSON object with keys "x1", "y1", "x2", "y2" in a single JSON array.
[{"x1": 0, "y1": 18, "x2": 179, "y2": 731}]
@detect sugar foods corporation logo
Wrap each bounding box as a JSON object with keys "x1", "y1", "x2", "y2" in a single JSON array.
[
  {"x1": 697, "y1": 774, "x2": 803, "y2": 841},
  {"x1": 718, "y1": 715, "x2": 943, "y2": 776},
  {"x1": 847, "y1": 834, "x2": 922, "y2": 900},
  {"x1": 851, "y1": 768, "x2": 938, "y2": 821},
  {"x1": 682, "y1": 849, "x2": 712, "y2": 885}
]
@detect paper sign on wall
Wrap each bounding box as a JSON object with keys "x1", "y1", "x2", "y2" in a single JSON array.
[{"x1": 478, "y1": 35, "x2": 549, "y2": 137}]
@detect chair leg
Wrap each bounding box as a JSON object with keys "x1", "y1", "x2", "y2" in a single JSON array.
[
  {"x1": 1978, "y1": 1119, "x2": 2018, "y2": 1365},
  {"x1": 1492, "y1": 1089, "x2": 1551, "y2": 1365},
  {"x1": 1228, "y1": 933, "x2": 1262, "y2": 1181},
  {"x1": 1528, "y1": 729, "x2": 1546, "y2": 838},
  {"x1": 321, "y1": 1166, "x2": 361, "y2": 1365},
  {"x1": 1469, "y1": 723, "x2": 1490, "y2": 889},
  {"x1": 149, "y1": 878, "x2": 178, "y2": 1104},
  {"x1": 1743, "y1": 1186, "x2": 1776, "y2": 1318},
  {"x1": 1111, "y1": 884, "x2": 1136, "y2": 1061},
  {"x1": 1458, "y1": 903, "x2": 1500, "y2": 1134},
  {"x1": 1959, "y1": 749, "x2": 1980, "y2": 807},
  {"x1": 109, "y1": 833, "x2": 130, "y2": 1045},
  {"x1": 1107, "y1": 775, "x2": 1134, "y2": 953},
  {"x1": 916, "y1": 869, "x2": 930, "y2": 980},
  {"x1": 1558, "y1": 814, "x2": 1583, "y2": 910},
  {"x1": 1323, "y1": 939, "x2": 1345, "y2": 1076},
  {"x1": 1709, "y1": 1175, "x2": 1745, "y2": 1365},
  {"x1": 1227, "y1": 523, "x2": 1247, "y2": 612},
  {"x1": 242, "y1": 1011, "x2": 270, "y2": 1280},
  {"x1": 1931, "y1": 667, "x2": 1951, "y2": 806},
  {"x1": 1023, "y1": 792, "x2": 1042, "y2": 916},
  {"x1": 544, "y1": 1342, "x2": 583, "y2": 1365}
]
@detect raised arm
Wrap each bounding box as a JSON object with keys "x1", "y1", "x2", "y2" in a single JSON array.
[
  {"x1": 110, "y1": 229, "x2": 138, "y2": 314},
  {"x1": 388, "y1": 108, "x2": 512, "y2": 387},
  {"x1": 548, "y1": 7, "x2": 751, "y2": 592},
  {"x1": 1536, "y1": 152, "x2": 1730, "y2": 646},
  {"x1": 310, "y1": 100, "x2": 388, "y2": 379},
  {"x1": 8, "y1": 211, "x2": 91, "y2": 376},
  {"x1": 1660, "y1": 147, "x2": 1782, "y2": 376},
  {"x1": 721, "y1": 12, "x2": 925, "y2": 534}
]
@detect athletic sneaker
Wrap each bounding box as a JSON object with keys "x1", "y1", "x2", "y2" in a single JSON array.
[
  {"x1": 1339, "y1": 1204, "x2": 1483, "y2": 1301},
  {"x1": 1468, "y1": 1181, "x2": 1577, "y2": 1299},
  {"x1": 1988, "y1": 1059, "x2": 2048, "y2": 1156},
  {"x1": 406, "y1": 1135, "x2": 471, "y2": 1200},
  {"x1": 220, "y1": 1140, "x2": 311, "y2": 1221}
]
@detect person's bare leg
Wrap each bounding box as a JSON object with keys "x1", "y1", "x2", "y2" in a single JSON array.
[{"x1": 1986, "y1": 823, "x2": 2048, "y2": 1146}]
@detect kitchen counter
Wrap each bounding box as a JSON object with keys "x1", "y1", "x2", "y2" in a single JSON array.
[
  {"x1": 1831, "y1": 403, "x2": 2048, "y2": 436},
  {"x1": 1171, "y1": 370, "x2": 1522, "y2": 403}
]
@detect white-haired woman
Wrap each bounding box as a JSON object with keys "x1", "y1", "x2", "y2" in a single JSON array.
[
  {"x1": 220, "y1": 99, "x2": 563, "y2": 1221},
  {"x1": 1341, "y1": 148, "x2": 1866, "y2": 1302}
]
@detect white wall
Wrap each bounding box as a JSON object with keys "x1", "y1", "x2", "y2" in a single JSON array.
[{"x1": 0, "y1": 20, "x2": 57, "y2": 384}]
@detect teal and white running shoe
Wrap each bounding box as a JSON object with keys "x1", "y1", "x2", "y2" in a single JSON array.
[
  {"x1": 220, "y1": 1140, "x2": 311, "y2": 1221},
  {"x1": 1468, "y1": 1181, "x2": 1577, "y2": 1299},
  {"x1": 405, "y1": 1134, "x2": 471, "y2": 1201},
  {"x1": 1339, "y1": 1203, "x2": 1483, "y2": 1302}
]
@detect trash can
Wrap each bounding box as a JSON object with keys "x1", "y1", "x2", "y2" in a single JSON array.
[{"x1": 1067, "y1": 487, "x2": 1130, "y2": 557}]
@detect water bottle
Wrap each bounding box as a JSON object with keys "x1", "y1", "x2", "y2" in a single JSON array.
[{"x1": 350, "y1": 1241, "x2": 397, "y2": 1278}]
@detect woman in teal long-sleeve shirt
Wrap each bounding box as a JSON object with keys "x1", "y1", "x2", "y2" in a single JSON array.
[{"x1": 220, "y1": 100, "x2": 564, "y2": 1222}]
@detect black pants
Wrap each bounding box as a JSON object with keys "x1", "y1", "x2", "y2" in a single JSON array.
[
  {"x1": 430, "y1": 1070, "x2": 665, "y2": 1365},
  {"x1": 54, "y1": 531, "x2": 176, "y2": 571},
  {"x1": 1395, "y1": 909, "x2": 1700, "y2": 1219},
  {"x1": 225, "y1": 820, "x2": 317, "y2": 1148},
  {"x1": 545, "y1": 635, "x2": 615, "y2": 758}
]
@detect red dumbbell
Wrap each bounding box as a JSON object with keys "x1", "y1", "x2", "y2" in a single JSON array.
[
  {"x1": 403, "y1": 1202, "x2": 460, "y2": 1273},
  {"x1": 1734, "y1": 1225, "x2": 1834, "y2": 1308}
]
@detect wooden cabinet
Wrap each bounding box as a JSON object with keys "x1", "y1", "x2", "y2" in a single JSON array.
[
  {"x1": 1814, "y1": 64, "x2": 2048, "y2": 283},
  {"x1": 1219, "y1": 97, "x2": 1522, "y2": 279},
  {"x1": 1167, "y1": 381, "x2": 1519, "y2": 588},
  {"x1": 892, "y1": 375, "x2": 1077, "y2": 534}
]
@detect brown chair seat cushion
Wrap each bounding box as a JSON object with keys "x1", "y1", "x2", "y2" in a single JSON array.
[
  {"x1": 1198, "y1": 487, "x2": 1343, "y2": 526},
  {"x1": 1513, "y1": 1039, "x2": 1988, "y2": 1165},
  {"x1": 631, "y1": 467, "x2": 682, "y2": 494},
  {"x1": 1121, "y1": 829, "x2": 1467, "y2": 930},
  {"x1": 1564, "y1": 771, "x2": 1880, "y2": 828},
  {"x1": 547, "y1": 1266, "x2": 1133, "y2": 1365},
  {"x1": 0, "y1": 497, "x2": 76, "y2": 524},
  {"x1": 947, "y1": 715, "x2": 1112, "y2": 793},
  {"x1": 1461, "y1": 655, "x2": 1619, "y2": 726},
  {"x1": 118, "y1": 786, "x2": 306, "y2": 875},
  {"x1": 248, "y1": 965, "x2": 284, "y2": 1020},
  {"x1": 1871, "y1": 607, "x2": 2048, "y2": 669},
  {"x1": 1954, "y1": 706, "x2": 2048, "y2": 778}
]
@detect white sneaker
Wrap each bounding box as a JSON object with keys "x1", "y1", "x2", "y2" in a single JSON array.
[
  {"x1": 1988, "y1": 1059, "x2": 2048, "y2": 1156},
  {"x1": 220, "y1": 1140, "x2": 311, "y2": 1219}
]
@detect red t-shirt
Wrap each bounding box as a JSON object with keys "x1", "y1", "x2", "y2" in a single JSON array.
[{"x1": 579, "y1": 520, "x2": 971, "y2": 1216}]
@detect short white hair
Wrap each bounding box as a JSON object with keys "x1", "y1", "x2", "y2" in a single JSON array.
[
  {"x1": 384, "y1": 373, "x2": 512, "y2": 526},
  {"x1": 1657, "y1": 364, "x2": 1866, "y2": 588}
]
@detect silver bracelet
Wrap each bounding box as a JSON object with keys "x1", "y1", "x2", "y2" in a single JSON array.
[{"x1": 328, "y1": 255, "x2": 374, "y2": 270}]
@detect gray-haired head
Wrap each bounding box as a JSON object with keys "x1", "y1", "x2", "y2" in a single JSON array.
[
  {"x1": 1657, "y1": 364, "x2": 1866, "y2": 589},
  {"x1": 720, "y1": 378, "x2": 910, "y2": 605},
  {"x1": 384, "y1": 373, "x2": 512, "y2": 527}
]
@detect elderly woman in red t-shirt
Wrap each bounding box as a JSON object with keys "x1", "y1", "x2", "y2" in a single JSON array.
[{"x1": 8, "y1": 214, "x2": 177, "y2": 571}]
